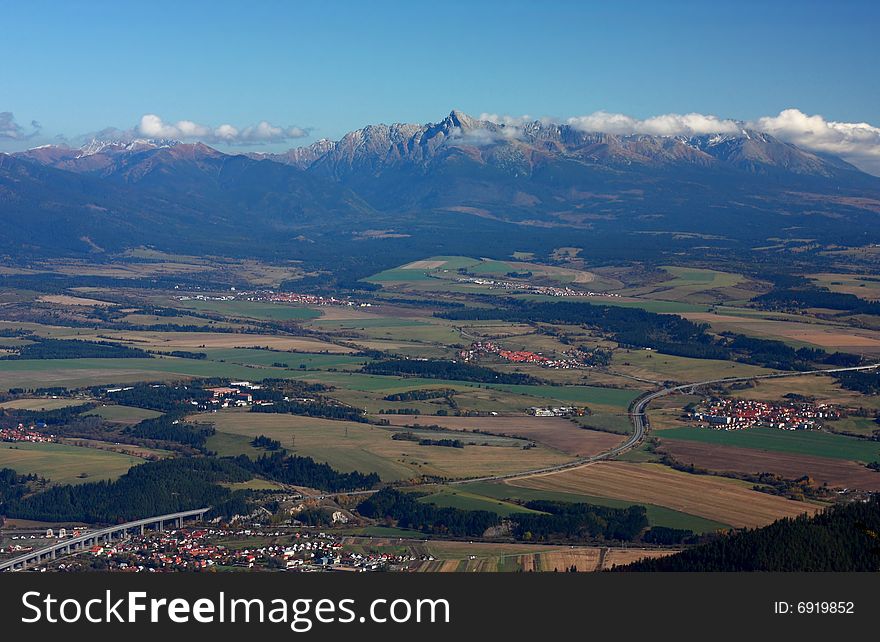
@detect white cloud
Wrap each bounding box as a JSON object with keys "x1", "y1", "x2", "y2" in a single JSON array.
[
  {"x1": 135, "y1": 114, "x2": 310, "y2": 145},
  {"x1": 748, "y1": 108, "x2": 880, "y2": 172},
  {"x1": 565, "y1": 111, "x2": 740, "y2": 136},
  {"x1": 481, "y1": 108, "x2": 880, "y2": 174}
]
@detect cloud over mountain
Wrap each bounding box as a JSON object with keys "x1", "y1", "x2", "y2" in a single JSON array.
[
  {"x1": 481, "y1": 109, "x2": 880, "y2": 174},
  {"x1": 136, "y1": 114, "x2": 309, "y2": 145},
  {"x1": 751, "y1": 109, "x2": 880, "y2": 173},
  {"x1": 0, "y1": 111, "x2": 41, "y2": 140}
]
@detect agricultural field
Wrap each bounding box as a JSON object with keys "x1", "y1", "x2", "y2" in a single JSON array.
[
  {"x1": 507, "y1": 462, "x2": 820, "y2": 528},
  {"x1": 682, "y1": 312, "x2": 880, "y2": 354},
  {"x1": 657, "y1": 440, "x2": 880, "y2": 491},
  {"x1": 611, "y1": 349, "x2": 777, "y2": 383},
  {"x1": 0, "y1": 442, "x2": 147, "y2": 485},
  {"x1": 380, "y1": 415, "x2": 625, "y2": 457},
  {"x1": 657, "y1": 426, "x2": 880, "y2": 463},
  {"x1": 453, "y1": 481, "x2": 729, "y2": 533},
  {"x1": 200, "y1": 348, "x2": 369, "y2": 371},
  {"x1": 196, "y1": 411, "x2": 573, "y2": 481},
  {"x1": 83, "y1": 405, "x2": 163, "y2": 424},
  {"x1": 0, "y1": 397, "x2": 92, "y2": 411},
  {"x1": 614, "y1": 266, "x2": 757, "y2": 305},
  {"x1": 808, "y1": 272, "x2": 880, "y2": 301},
  {"x1": 0, "y1": 356, "x2": 302, "y2": 391},
  {"x1": 413, "y1": 486, "x2": 544, "y2": 516},
  {"x1": 340, "y1": 537, "x2": 674, "y2": 572},
  {"x1": 174, "y1": 298, "x2": 321, "y2": 321}
]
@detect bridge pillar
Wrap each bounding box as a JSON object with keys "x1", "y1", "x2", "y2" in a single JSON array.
[{"x1": 177, "y1": 517, "x2": 183, "y2": 529}]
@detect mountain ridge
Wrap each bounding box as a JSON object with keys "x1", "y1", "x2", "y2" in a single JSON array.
[{"x1": 3, "y1": 110, "x2": 880, "y2": 262}]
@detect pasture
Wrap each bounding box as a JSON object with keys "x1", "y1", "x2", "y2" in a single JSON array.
[{"x1": 0, "y1": 442, "x2": 146, "y2": 484}]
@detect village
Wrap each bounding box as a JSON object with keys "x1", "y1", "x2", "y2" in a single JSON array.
[
  {"x1": 460, "y1": 340, "x2": 610, "y2": 372},
  {"x1": 0, "y1": 424, "x2": 55, "y2": 443},
  {"x1": 11, "y1": 527, "x2": 422, "y2": 573},
  {"x1": 455, "y1": 275, "x2": 621, "y2": 299},
  {"x1": 688, "y1": 397, "x2": 842, "y2": 431},
  {"x1": 174, "y1": 290, "x2": 372, "y2": 308}
]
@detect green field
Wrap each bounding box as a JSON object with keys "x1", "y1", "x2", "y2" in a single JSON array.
[
  {"x1": 455, "y1": 482, "x2": 729, "y2": 533},
  {"x1": 366, "y1": 269, "x2": 438, "y2": 283},
  {"x1": 659, "y1": 426, "x2": 880, "y2": 462},
  {"x1": 0, "y1": 356, "x2": 307, "y2": 390},
  {"x1": 175, "y1": 299, "x2": 321, "y2": 321},
  {"x1": 202, "y1": 348, "x2": 369, "y2": 370},
  {"x1": 84, "y1": 405, "x2": 163, "y2": 423},
  {"x1": 0, "y1": 398, "x2": 91, "y2": 411},
  {"x1": 290, "y1": 371, "x2": 639, "y2": 410},
  {"x1": 486, "y1": 383, "x2": 639, "y2": 408},
  {"x1": 0, "y1": 442, "x2": 146, "y2": 484},
  {"x1": 198, "y1": 411, "x2": 572, "y2": 482},
  {"x1": 366, "y1": 256, "x2": 483, "y2": 283},
  {"x1": 309, "y1": 318, "x2": 431, "y2": 329},
  {"x1": 598, "y1": 299, "x2": 712, "y2": 314},
  {"x1": 413, "y1": 487, "x2": 544, "y2": 516}
]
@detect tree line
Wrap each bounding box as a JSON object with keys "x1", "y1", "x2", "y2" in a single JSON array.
[
  {"x1": 753, "y1": 287, "x2": 880, "y2": 316},
  {"x1": 1, "y1": 337, "x2": 151, "y2": 360},
  {"x1": 4, "y1": 451, "x2": 381, "y2": 523},
  {"x1": 357, "y1": 488, "x2": 651, "y2": 542},
  {"x1": 363, "y1": 359, "x2": 544, "y2": 385}
]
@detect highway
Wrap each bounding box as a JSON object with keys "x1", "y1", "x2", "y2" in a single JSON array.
[
  {"x1": 0, "y1": 508, "x2": 209, "y2": 572},
  {"x1": 446, "y1": 362, "x2": 880, "y2": 485}
]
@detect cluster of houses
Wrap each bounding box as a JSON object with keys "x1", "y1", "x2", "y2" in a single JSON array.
[
  {"x1": 174, "y1": 290, "x2": 372, "y2": 308},
  {"x1": 455, "y1": 276, "x2": 621, "y2": 299},
  {"x1": 461, "y1": 340, "x2": 589, "y2": 370},
  {"x1": 689, "y1": 398, "x2": 842, "y2": 431},
  {"x1": 251, "y1": 291, "x2": 372, "y2": 308},
  {"x1": 205, "y1": 381, "x2": 271, "y2": 409},
  {"x1": 0, "y1": 423, "x2": 55, "y2": 443},
  {"x1": 529, "y1": 406, "x2": 588, "y2": 417},
  {"x1": 51, "y1": 528, "x2": 414, "y2": 573}
]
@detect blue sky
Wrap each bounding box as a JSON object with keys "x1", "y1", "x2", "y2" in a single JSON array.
[{"x1": 2, "y1": 0, "x2": 879, "y2": 167}]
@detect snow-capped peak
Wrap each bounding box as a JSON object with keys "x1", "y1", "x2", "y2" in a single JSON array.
[{"x1": 77, "y1": 138, "x2": 180, "y2": 158}]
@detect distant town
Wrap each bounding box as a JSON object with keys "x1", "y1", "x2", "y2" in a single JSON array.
[
  {"x1": 461, "y1": 340, "x2": 610, "y2": 370},
  {"x1": 688, "y1": 398, "x2": 842, "y2": 431},
  {"x1": 174, "y1": 290, "x2": 373, "y2": 308}
]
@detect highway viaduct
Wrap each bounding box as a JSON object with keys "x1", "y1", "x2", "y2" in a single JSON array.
[{"x1": 0, "y1": 508, "x2": 209, "y2": 572}]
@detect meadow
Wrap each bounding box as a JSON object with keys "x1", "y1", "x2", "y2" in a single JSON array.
[
  {"x1": 197, "y1": 411, "x2": 573, "y2": 481},
  {"x1": 0, "y1": 442, "x2": 147, "y2": 484},
  {"x1": 174, "y1": 298, "x2": 322, "y2": 321}
]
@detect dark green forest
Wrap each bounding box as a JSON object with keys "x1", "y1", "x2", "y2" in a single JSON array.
[{"x1": 618, "y1": 498, "x2": 880, "y2": 571}]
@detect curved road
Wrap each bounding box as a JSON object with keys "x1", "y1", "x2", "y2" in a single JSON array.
[{"x1": 447, "y1": 362, "x2": 880, "y2": 486}]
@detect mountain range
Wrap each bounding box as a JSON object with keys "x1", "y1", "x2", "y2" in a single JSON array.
[{"x1": 3, "y1": 110, "x2": 880, "y2": 268}]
